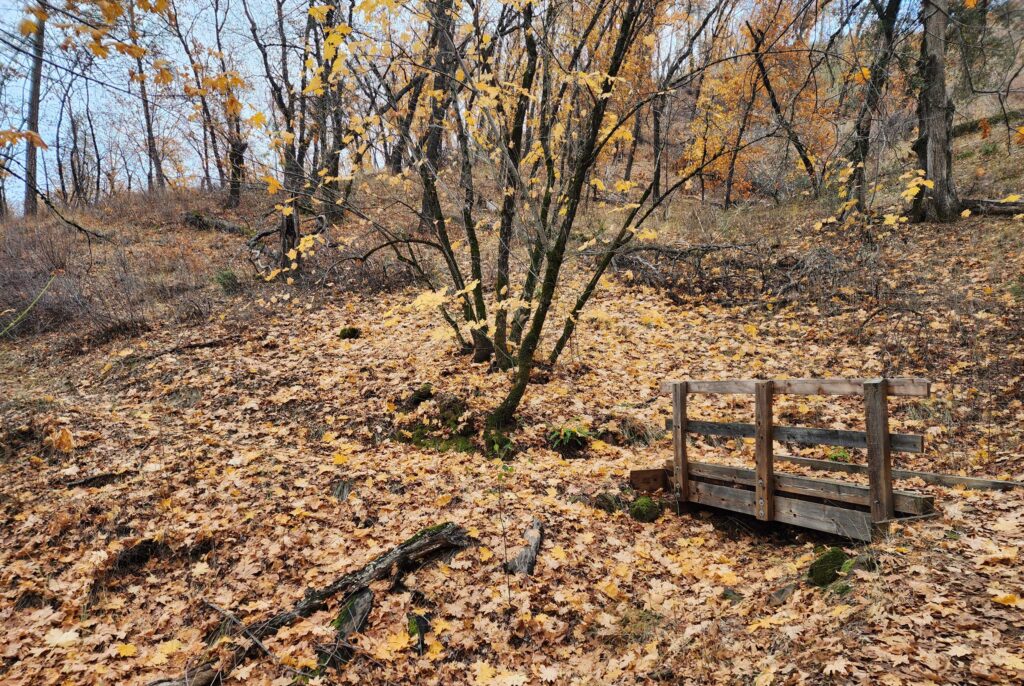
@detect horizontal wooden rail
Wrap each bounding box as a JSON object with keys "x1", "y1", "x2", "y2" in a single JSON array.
[
  {"x1": 777, "y1": 455, "x2": 1024, "y2": 491},
  {"x1": 684, "y1": 461, "x2": 934, "y2": 515},
  {"x1": 659, "y1": 377, "x2": 930, "y2": 397},
  {"x1": 665, "y1": 419, "x2": 924, "y2": 453}
]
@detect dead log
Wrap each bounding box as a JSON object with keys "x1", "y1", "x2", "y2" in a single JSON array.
[
  {"x1": 961, "y1": 198, "x2": 1024, "y2": 217},
  {"x1": 148, "y1": 522, "x2": 470, "y2": 686},
  {"x1": 318, "y1": 587, "x2": 373, "y2": 669},
  {"x1": 182, "y1": 211, "x2": 248, "y2": 235},
  {"x1": 62, "y1": 470, "x2": 135, "y2": 489},
  {"x1": 504, "y1": 517, "x2": 544, "y2": 575}
]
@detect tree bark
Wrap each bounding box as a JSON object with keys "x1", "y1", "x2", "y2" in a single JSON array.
[
  {"x1": 912, "y1": 0, "x2": 959, "y2": 222},
  {"x1": 23, "y1": 17, "x2": 44, "y2": 216},
  {"x1": 847, "y1": 0, "x2": 901, "y2": 212}
]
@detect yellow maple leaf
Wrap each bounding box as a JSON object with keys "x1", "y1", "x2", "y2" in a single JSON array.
[
  {"x1": 115, "y1": 642, "x2": 137, "y2": 657},
  {"x1": 263, "y1": 175, "x2": 281, "y2": 194},
  {"x1": 1000, "y1": 194, "x2": 1022, "y2": 203},
  {"x1": 992, "y1": 592, "x2": 1023, "y2": 607},
  {"x1": 308, "y1": 4, "x2": 334, "y2": 21},
  {"x1": 157, "y1": 639, "x2": 182, "y2": 655},
  {"x1": 435, "y1": 493, "x2": 453, "y2": 507}
]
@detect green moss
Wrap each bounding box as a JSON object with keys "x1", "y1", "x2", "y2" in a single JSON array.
[
  {"x1": 338, "y1": 326, "x2": 361, "y2": 340},
  {"x1": 828, "y1": 580, "x2": 853, "y2": 596},
  {"x1": 215, "y1": 269, "x2": 241, "y2": 295},
  {"x1": 593, "y1": 492, "x2": 623, "y2": 513},
  {"x1": 808, "y1": 547, "x2": 849, "y2": 587},
  {"x1": 629, "y1": 495, "x2": 662, "y2": 522},
  {"x1": 402, "y1": 523, "x2": 450, "y2": 546},
  {"x1": 399, "y1": 422, "x2": 475, "y2": 453}
]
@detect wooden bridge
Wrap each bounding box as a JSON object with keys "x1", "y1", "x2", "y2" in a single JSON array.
[{"x1": 632, "y1": 377, "x2": 938, "y2": 541}]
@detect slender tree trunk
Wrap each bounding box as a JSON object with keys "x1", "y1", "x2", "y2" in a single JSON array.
[
  {"x1": 724, "y1": 83, "x2": 756, "y2": 209},
  {"x1": 912, "y1": 0, "x2": 959, "y2": 221},
  {"x1": 23, "y1": 18, "x2": 44, "y2": 215},
  {"x1": 488, "y1": 0, "x2": 644, "y2": 428},
  {"x1": 651, "y1": 96, "x2": 664, "y2": 199},
  {"x1": 748, "y1": 23, "x2": 820, "y2": 197},
  {"x1": 492, "y1": 2, "x2": 538, "y2": 368},
  {"x1": 226, "y1": 140, "x2": 247, "y2": 208},
  {"x1": 623, "y1": 111, "x2": 642, "y2": 182},
  {"x1": 848, "y1": 0, "x2": 901, "y2": 212}
]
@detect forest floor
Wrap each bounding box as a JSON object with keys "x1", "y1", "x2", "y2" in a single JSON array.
[{"x1": 1, "y1": 194, "x2": 1024, "y2": 685}]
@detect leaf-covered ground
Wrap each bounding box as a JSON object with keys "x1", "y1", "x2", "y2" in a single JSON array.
[{"x1": 2, "y1": 214, "x2": 1023, "y2": 685}]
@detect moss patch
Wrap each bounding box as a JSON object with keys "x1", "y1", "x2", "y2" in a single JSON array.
[
  {"x1": 808, "y1": 547, "x2": 849, "y2": 587},
  {"x1": 338, "y1": 326, "x2": 362, "y2": 340},
  {"x1": 629, "y1": 496, "x2": 662, "y2": 522}
]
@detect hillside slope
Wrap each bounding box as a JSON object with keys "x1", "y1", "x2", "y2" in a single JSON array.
[{"x1": 1, "y1": 208, "x2": 1023, "y2": 684}]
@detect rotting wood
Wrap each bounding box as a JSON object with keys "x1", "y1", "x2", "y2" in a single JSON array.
[
  {"x1": 504, "y1": 517, "x2": 544, "y2": 574},
  {"x1": 660, "y1": 377, "x2": 930, "y2": 397},
  {"x1": 664, "y1": 419, "x2": 924, "y2": 453},
  {"x1": 776, "y1": 454, "x2": 1024, "y2": 491},
  {"x1": 182, "y1": 211, "x2": 248, "y2": 235},
  {"x1": 148, "y1": 523, "x2": 470, "y2": 686},
  {"x1": 62, "y1": 470, "x2": 135, "y2": 489}
]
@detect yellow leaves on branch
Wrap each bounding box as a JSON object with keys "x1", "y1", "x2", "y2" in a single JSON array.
[
  {"x1": 114, "y1": 42, "x2": 147, "y2": 59},
  {"x1": 308, "y1": 4, "x2": 335, "y2": 22},
  {"x1": 0, "y1": 129, "x2": 47, "y2": 150},
  {"x1": 263, "y1": 175, "x2": 282, "y2": 194}
]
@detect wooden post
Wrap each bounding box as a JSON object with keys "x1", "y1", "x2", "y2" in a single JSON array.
[
  {"x1": 864, "y1": 379, "x2": 895, "y2": 523},
  {"x1": 754, "y1": 380, "x2": 775, "y2": 521},
  {"x1": 672, "y1": 382, "x2": 689, "y2": 508}
]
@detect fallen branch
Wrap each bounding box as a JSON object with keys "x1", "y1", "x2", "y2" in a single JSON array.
[
  {"x1": 148, "y1": 522, "x2": 470, "y2": 686},
  {"x1": 182, "y1": 212, "x2": 248, "y2": 236},
  {"x1": 132, "y1": 335, "x2": 242, "y2": 362},
  {"x1": 62, "y1": 470, "x2": 135, "y2": 489},
  {"x1": 504, "y1": 517, "x2": 544, "y2": 575},
  {"x1": 961, "y1": 198, "x2": 1024, "y2": 217}
]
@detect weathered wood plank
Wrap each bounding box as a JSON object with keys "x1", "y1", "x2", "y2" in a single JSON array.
[
  {"x1": 864, "y1": 379, "x2": 895, "y2": 522},
  {"x1": 775, "y1": 454, "x2": 1024, "y2": 491},
  {"x1": 660, "y1": 377, "x2": 930, "y2": 397},
  {"x1": 672, "y1": 382, "x2": 689, "y2": 503},
  {"x1": 664, "y1": 419, "x2": 924, "y2": 453},
  {"x1": 629, "y1": 469, "x2": 669, "y2": 493},
  {"x1": 687, "y1": 480, "x2": 756, "y2": 516},
  {"x1": 755, "y1": 380, "x2": 774, "y2": 521},
  {"x1": 773, "y1": 495, "x2": 874, "y2": 541},
  {"x1": 683, "y1": 460, "x2": 934, "y2": 515}
]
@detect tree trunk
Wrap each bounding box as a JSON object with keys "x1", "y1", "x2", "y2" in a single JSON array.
[
  {"x1": 912, "y1": 0, "x2": 959, "y2": 222},
  {"x1": 651, "y1": 96, "x2": 664, "y2": 199},
  {"x1": 847, "y1": 0, "x2": 901, "y2": 212},
  {"x1": 23, "y1": 18, "x2": 44, "y2": 216},
  {"x1": 748, "y1": 23, "x2": 820, "y2": 198},
  {"x1": 225, "y1": 140, "x2": 247, "y2": 208}
]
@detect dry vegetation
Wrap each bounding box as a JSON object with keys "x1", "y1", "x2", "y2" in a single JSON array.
[{"x1": 2, "y1": 168, "x2": 1023, "y2": 683}]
